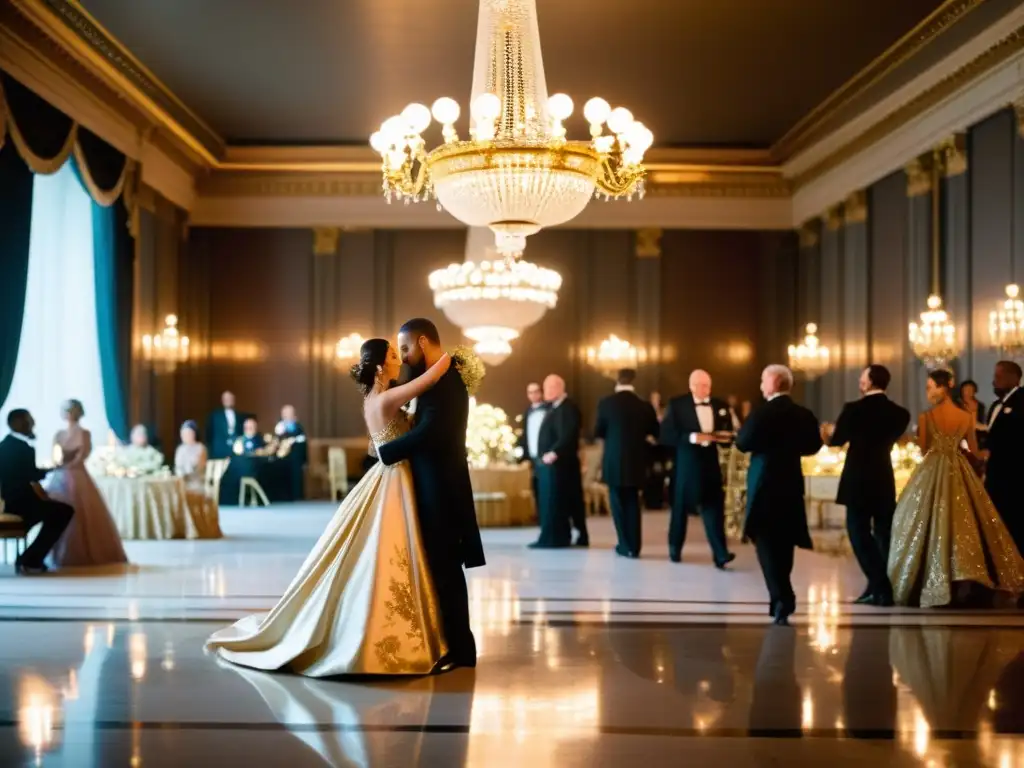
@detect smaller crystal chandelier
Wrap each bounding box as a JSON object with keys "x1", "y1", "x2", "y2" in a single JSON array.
[
  {"x1": 141, "y1": 314, "x2": 189, "y2": 374},
  {"x1": 334, "y1": 333, "x2": 365, "y2": 364},
  {"x1": 585, "y1": 334, "x2": 638, "y2": 379},
  {"x1": 990, "y1": 284, "x2": 1024, "y2": 358},
  {"x1": 787, "y1": 323, "x2": 830, "y2": 380},
  {"x1": 909, "y1": 295, "x2": 959, "y2": 369}
]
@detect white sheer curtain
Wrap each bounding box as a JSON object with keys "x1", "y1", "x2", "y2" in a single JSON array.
[{"x1": 1, "y1": 162, "x2": 111, "y2": 463}]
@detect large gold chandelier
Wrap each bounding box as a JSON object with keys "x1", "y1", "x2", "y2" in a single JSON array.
[
  {"x1": 430, "y1": 228, "x2": 561, "y2": 366},
  {"x1": 909, "y1": 295, "x2": 959, "y2": 369},
  {"x1": 990, "y1": 283, "x2": 1024, "y2": 358},
  {"x1": 787, "y1": 323, "x2": 830, "y2": 380},
  {"x1": 370, "y1": 0, "x2": 651, "y2": 261}
]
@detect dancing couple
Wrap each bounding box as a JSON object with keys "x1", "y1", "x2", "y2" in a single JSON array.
[{"x1": 206, "y1": 318, "x2": 485, "y2": 675}]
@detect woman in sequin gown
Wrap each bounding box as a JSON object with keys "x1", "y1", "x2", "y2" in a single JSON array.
[
  {"x1": 206, "y1": 341, "x2": 451, "y2": 676},
  {"x1": 887, "y1": 370, "x2": 1024, "y2": 608}
]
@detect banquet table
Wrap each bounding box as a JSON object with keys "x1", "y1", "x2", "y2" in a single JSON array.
[
  {"x1": 469, "y1": 464, "x2": 534, "y2": 527},
  {"x1": 95, "y1": 474, "x2": 218, "y2": 540}
]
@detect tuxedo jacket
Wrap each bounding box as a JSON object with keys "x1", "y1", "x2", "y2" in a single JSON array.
[
  {"x1": 985, "y1": 387, "x2": 1024, "y2": 509},
  {"x1": 829, "y1": 394, "x2": 910, "y2": 509},
  {"x1": 207, "y1": 409, "x2": 248, "y2": 459},
  {"x1": 660, "y1": 394, "x2": 733, "y2": 508},
  {"x1": 594, "y1": 390, "x2": 659, "y2": 488},
  {"x1": 0, "y1": 434, "x2": 48, "y2": 508},
  {"x1": 517, "y1": 403, "x2": 549, "y2": 463},
  {"x1": 736, "y1": 395, "x2": 822, "y2": 548},
  {"x1": 537, "y1": 398, "x2": 583, "y2": 473}
]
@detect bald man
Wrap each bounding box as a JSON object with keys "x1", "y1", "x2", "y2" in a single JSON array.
[
  {"x1": 529, "y1": 375, "x2": 587, "y2": 549},
  {"x1": 660, "y1": 369, "x2": 735, "y2": 567}
]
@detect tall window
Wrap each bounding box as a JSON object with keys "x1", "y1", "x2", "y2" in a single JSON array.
[{"x1": 2, "y1": 163, "x2": 111, "y2": 462}]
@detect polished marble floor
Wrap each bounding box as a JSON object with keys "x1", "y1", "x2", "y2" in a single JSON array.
[{"x1": 0, "y1": 505, "x2": 1022, "y2": 766}]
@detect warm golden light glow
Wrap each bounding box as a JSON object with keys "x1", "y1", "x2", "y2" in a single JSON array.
[
  {"x1": 788, "y1": 323, "x2": 830, "y2": 379},
  {"x1": 909, "y1": 294, "x2": 959, "y2": 369},
  {"x1": 141, "y1": 314, "x2": 190, "y2": 373},
  {"x1": 585, "y1": 334, "x2": 639, "y2": 378},
  {"x1": 334, "y1": 333, "x2": 365, "y2": 363},
  {"x1": 990, "y1": 283, "x2": 1024, "y2": 357}
]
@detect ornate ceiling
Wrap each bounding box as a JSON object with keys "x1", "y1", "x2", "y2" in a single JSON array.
[{"x1": 80, "y1": 0, "x2": 948, "y2": 148}]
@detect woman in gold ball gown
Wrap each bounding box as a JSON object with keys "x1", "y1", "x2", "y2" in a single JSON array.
[
  {"x1": 206, "y1": 339, "x2": 451, "y2": 676},
  {"x1": 888, "y1": 369, "x2": 1024, "y2": 608}
]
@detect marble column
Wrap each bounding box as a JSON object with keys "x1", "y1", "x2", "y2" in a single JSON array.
[
  {"x1": 309, "y1": 227, "x2": 344, "y2": 438},
  {"x1": 842, "y1": 191, "x2": 869, "y2": 406},
  {"x1": 938, "y1": 135, "x2": 970, "y2": 381},
  {"x1": 820, "y1": 206, "x2": 845, "y2": 419},
  {"x1": 632, "y1": 228, "x2": 662, "y2": 397},
  {"x1": 905, "y1": 156, "x2": 933, "y2": 416},
  {"x1": 796, "y1": 221, "x2": 822, "y2": 415}
]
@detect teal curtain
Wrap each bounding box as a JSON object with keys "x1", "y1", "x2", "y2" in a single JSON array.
[
  {"x1": 0, "y1": 143, "x2": 34, "y2": 409},
  {"x1": 77, "y1": 159, "x2": 134, "y2": 442}
]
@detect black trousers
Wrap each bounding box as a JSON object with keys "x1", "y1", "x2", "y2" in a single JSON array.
[
  {"x1": 754, "y1": 533, "x2": 796, "y2": 615},
  {"x1": 609, "y1": 486, "x2": 642, "y2": 555},
  {"x1": 669, "y1": 499, "x2": 729, "y2": 563},
  {"x1": 9, "y1": 497, "x2": 74, "y2": 566},
  {"x1": 536, "y1": 465, "x2": 572, "y2": 547},
  {"x1": 845, "y1": 503, "x2": 894, "y2": 596},
  {"x1": 423, "y1": 535, "x2": 476, "y2": 664}
]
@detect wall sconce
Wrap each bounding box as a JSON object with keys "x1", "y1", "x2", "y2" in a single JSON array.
[{"x1": 141, "y1": 314, "x2": 189, "y2": 374}]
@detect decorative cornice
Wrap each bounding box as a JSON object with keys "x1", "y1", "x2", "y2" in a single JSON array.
[
  {"x1": 844, "y1": 190, "x2": 867, "y2": 224},
  {"x1": 824, "y1": 206, "x2": 844, "y2": 231},
  {"x1": 312, "y1": 227, "x2": 340, "y2": 256},
  {"x1": 1014, "y1": 96, "x2": 1024, "y2": 137},
  {"x1": 635, "y1": 229, "x2": 662, "y2": 258},
  {"x1": 936, "y1": 133, "x2": 968, "y2": 176},
  {"x1": 798, "y1": 223, "x2": 820, "y2": 249},
  {"x1": 905, "y1": 156, "x2": 934, "y2": 197}
]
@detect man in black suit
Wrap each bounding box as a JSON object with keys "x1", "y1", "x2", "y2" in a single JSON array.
[
  {"x1": 660, "y1": 369, "x2": 735, "y2": 567},
  {"x1": 736, "y1": 365, "x2": 823, "y2": 625},
  {"x1": 531, "y1": 374, "x2": 588, "y2": 549},
  {"x1": 0, "y1": 409, "x2": 74, "y2": 574},
  {"x1": 825, "y1": 364, "x2": 910, "y2": 606},
  {"x1": 377, "y1": 318, "x2": 485, "y2": 671},
  {"x1": 986, "y1": 360, "x2": 1024, "y2": 551},
  {"x1": 595, "y1": 369, "x2": 660, "y2": 558},
  {"x1": 275, "y1": 404, "x2": 308, "y2": 501},
  {"x1": 207, "y1": 391, "x2": 243, "y2": 460},
  {"x1": 517, "y1": 382, "x2": 548, "y2": 516}
]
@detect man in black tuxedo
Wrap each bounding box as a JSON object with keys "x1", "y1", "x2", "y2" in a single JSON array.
[
  {"x1": 377, "y1": 318, "x2": 484, "y2": 671},
  {"x1": 275, "y1": 405, "x2": 308, "y2": 501},
  {"x1": 531, "y1": 374, "x2": 588, "y2": 549},
  {"x1": 517, "y1": 382, "x2": 548, "y2": 516},
  {"x1": 986, "y1": 360, "x2": 1024, "y2": 551},
  {"x1": 207, "y1": 391, "x2": 244, "y2": 460},
  {"x1": 736, "y1": 365, "x2": 823, "y2": 625},
  {"x1": 595, "y1": 369, "x2": 660, "y2": 558},
  {"x1": 825, "y1": 364, "x2": 910, "y2": 606},
  {"x1": 660, "y1": 369, "x2": 735, "y2": 567},
  {"x1": 0, "y1": 409, "x2": 74, "y2": 574}
]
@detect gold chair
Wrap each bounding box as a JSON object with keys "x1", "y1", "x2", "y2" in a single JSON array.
[
  {"x1": 239, "y1": 477, "x2": 271, "y2": 507},
  {"x1": 328, "y1": 447, "x2": 349, "y2": 500},
  {"x1": 204, "y1": 459, "x2": 230, "y2": 502},
  {"x1": 0, "y1": 513, "x2": 27, "y2": 566},
  {"x1": 581, "y1": 444, "x2": 610, "y2": 517}
]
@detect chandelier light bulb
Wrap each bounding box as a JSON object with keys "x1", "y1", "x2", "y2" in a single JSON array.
[
  {"x1": 787, "y1": 322, "x2": 830, "y2": 379},
  {"x1": 369, "y1": 131, "x2": 387, "y2": 154},
  {"x1": 380, "y1": 115, "x2": 406, "y2": 141},
  {"x1": 431, "y1": 97, "x2": 460, "y2": 125},
  {"x1": 607, "y1": 107, "x2": 634, "y2": 135},
  {"x1": 471, "y1": 93, "x2": 501, "y2": 121},
  {"x1": 583, "y1": 97, "x2": 611, "y2": 126},
  {"x1": 547, "y1": 93, "x2": 574, "y2": 121},
  {"x1": 402, "y1": 103, "x2": 432, "y2": 134},
  {"x1": 989, "y1": 283, "x2": 1024, "y2": 357},
  {"x1": 626, "y1": 122, "x2": 654, "y2": 153}
]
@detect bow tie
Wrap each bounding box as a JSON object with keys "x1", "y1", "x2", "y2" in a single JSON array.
[{"x1": 695, "y1": 400, "x2": 711, "y2": 406}]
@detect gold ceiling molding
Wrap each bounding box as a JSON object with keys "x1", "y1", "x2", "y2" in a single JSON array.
[
  {"x1": 905, "y1": 156, "x2": 934, "y2": 197},
  {"x1": 798, "y1": 224, "x2": 820, "y2": 249},
  {"x1": 794, "y1": 24, "x2": 1024, "y2": 190},
  {"x1": 823, "y1": 205, "x2": 844, "y2": 232},
  {"x1": 773, "y1": 0, "x2": 986, "y2": 160},
  {"x1": 936, "y1": 133, "x2": 968, "y2": 176},
  {"x1": 312, "y1": 227, "x2": 340, "y2": 256},
  {"x1": 844, "y1": 190, "x2": 867, "y2": 224},
  {"x1": 1014, "y1": 96, "x2": 1024, "y2": 137},
  {"x1": 634, "y1": 229, "x2": 662, "y2": 258}
]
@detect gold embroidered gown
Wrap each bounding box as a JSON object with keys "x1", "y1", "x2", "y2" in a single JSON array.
[
  {"x1": 887, "y1": 414, "x2": 1024, "y2": 608},
  {"x1": 206, "y1": 418, "x2": 447, "y2": 675}
]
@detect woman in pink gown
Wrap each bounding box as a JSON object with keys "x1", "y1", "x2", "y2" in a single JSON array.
[{"x1": 46, "y1": 400, "x2": 128, "y2": 567}]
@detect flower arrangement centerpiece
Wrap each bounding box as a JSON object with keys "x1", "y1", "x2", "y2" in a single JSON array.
[
  {"x1": 87, "y1": 444, "x2": 168, "y2": 478},
  {"x1": 450, "y1": 344, "x2": 486, "y2": 396},
  {"x1": 465, "y1": 399, "x2": 520, "y2": 468}
]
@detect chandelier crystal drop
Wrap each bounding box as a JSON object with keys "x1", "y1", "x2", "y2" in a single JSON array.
[
  {"x1": 787, "y1": 323, "x2": 830, "y2": 380},
  {"x1": 909, "y1": 294, "x2": 960, "y2": 369},
  {"x1": 430, "y1": 227, "x2": 562, "y2": 365},
  {"x1": 141, "y1": 314, "x2": 189, "y2": 374},
  {"x1": 371, "y1": 0, "x2": 651, "y2": 261},
  {"x1": 989, "y1": 284, "x2": 1024, "y2": 358}
]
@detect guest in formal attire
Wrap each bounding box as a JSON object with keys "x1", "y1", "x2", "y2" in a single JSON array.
[
  {"x1": 174, "y1": 420, "x2": 207, "y2": 494},
  {"x1": 207, "y1": 391, "x2": 242, "y2": 460},
  {"x1": 517, "y1": 382, "x2": 548, "y2": 516},
  {"x1": 530, "y1": 375, "x2": 587, "y2": 549},
  {"x1": 595, "y1": 369, "x2": 660, "y2": 558},
  {"x1": 726, "y1": 395, "x2": 743, "y2": 431},
  {"x1": 0, "y1": 409, "x2": 74, "y2": 574},
  {"x1": 736, "y1": 365, "x2": 823, "y2": 625},
  {"x1": 234, "y1": 418, "x2": 267, "y2": 455},
  {"x1": 740, "y1": 400, "x2": 753, "y2": 424},
  {"x1": 129, "y1": 424, "x2": 149, "y2": 448},
  {"x1": 959, "y1": 379, "x2": 988, "y2": 448},
  {"x1": 823, "y1": 365, "x2": 910, "y2": 606},
  {"x1": 985, "y1": 361, "x2": 1023, "y2": 552},
  {"x1": 660, "y1": 369, "x2": 735, "y2": 567},
  {"x1": 643, "y1": 391, "x2": 669, "y2": 510},
  {"x1": 274, "y1": 405, "x2": 308, "y2": 501},
  {"x1": 649, "y1": 391, "x2": 666, "y2": 422}
]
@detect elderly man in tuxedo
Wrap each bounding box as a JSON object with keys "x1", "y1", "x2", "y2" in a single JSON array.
[
  {"x1": 986, "y1": 360, "x2": 1024, "y2": 551},
  {"x1": 736, "y1": 365, "x2": 822, "y2": 625},
  {"x1": 661, "y1": 369, "x2": 735, "y2": 567},
  {"x1": 595, "y1": 369, "x2": 660, "y2": 558}
]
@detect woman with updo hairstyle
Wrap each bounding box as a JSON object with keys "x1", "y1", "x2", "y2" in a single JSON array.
[
  {"x1": 885, "y1": 368, "x2": 1024, "y2": 608},
  {"x1": 44, "y1": 399, "x2": 128, "y2": 567},
  {"x1": 207, "y1": 335, "x2": 457, "y2": 675}
]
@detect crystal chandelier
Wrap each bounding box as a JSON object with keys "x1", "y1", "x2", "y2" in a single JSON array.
[
  {"x1": 430, "y1": 228, "x2": 561, "y2": 366},
  {"x1": 370, "y1": 0, "x2": 651, "y2": 261},
  {"x1": 141, "y1": 314, "x2": 189, "y2": 374},
  {"x1": 334, "y1": 332, "x2": 365, "y2": 364},
  {"x1": 787, "y1": 323, "x2": 830, "y2": 380},
  {"x1": 909, "y1": 295, "x2": 959, "y2": 369},
  {"x1": 585, "y1": 334, "x2": 638, "y2": 379},
  {"x1": 990, "y1": 284, "x2": 1024, "y2": 358}
]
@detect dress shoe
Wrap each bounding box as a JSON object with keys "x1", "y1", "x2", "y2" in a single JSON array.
[
  {"x1": 14, "y1": 559, "x2": 47, "y2": 575},
  {"x1": 853, "y1": 591, "x2": 875, "y2": 605},
  {"x1": 669, "y1": 549, "x2": 682, "y2": 563},
  {"x1": 528, "y1": 541, "x2": 569, "y2": 550},
  {"x1": 871, "y1": 593, "x2": 895, "y2": 608},
  {"x1": 714, "y1": 552, "x2": 737, "y2": 570},
  {"x1": 615, "y1": 544, "x2": 639, "y2": 559},
  {"x1": 573, "y1": 536, "x2": 589, "y2": 548},
  {"x1": 431, "y1": 653, "x2": 477, "y2": 674},
  {"x1": 772, "y1": 602, "x2": 794, "y2": 626}
]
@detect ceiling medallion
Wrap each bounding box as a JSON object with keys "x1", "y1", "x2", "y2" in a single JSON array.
[
  {"x1": 370, "y1": 0, "x2": 651, "y2": 261},
  {"x1": 430, "y1": 228, "x2": 562, "y2": 366}
]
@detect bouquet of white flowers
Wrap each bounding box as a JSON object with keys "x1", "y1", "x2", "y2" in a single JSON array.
[{"x1": 87, "y1": 445, "x2": 167, "y2": 478}]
